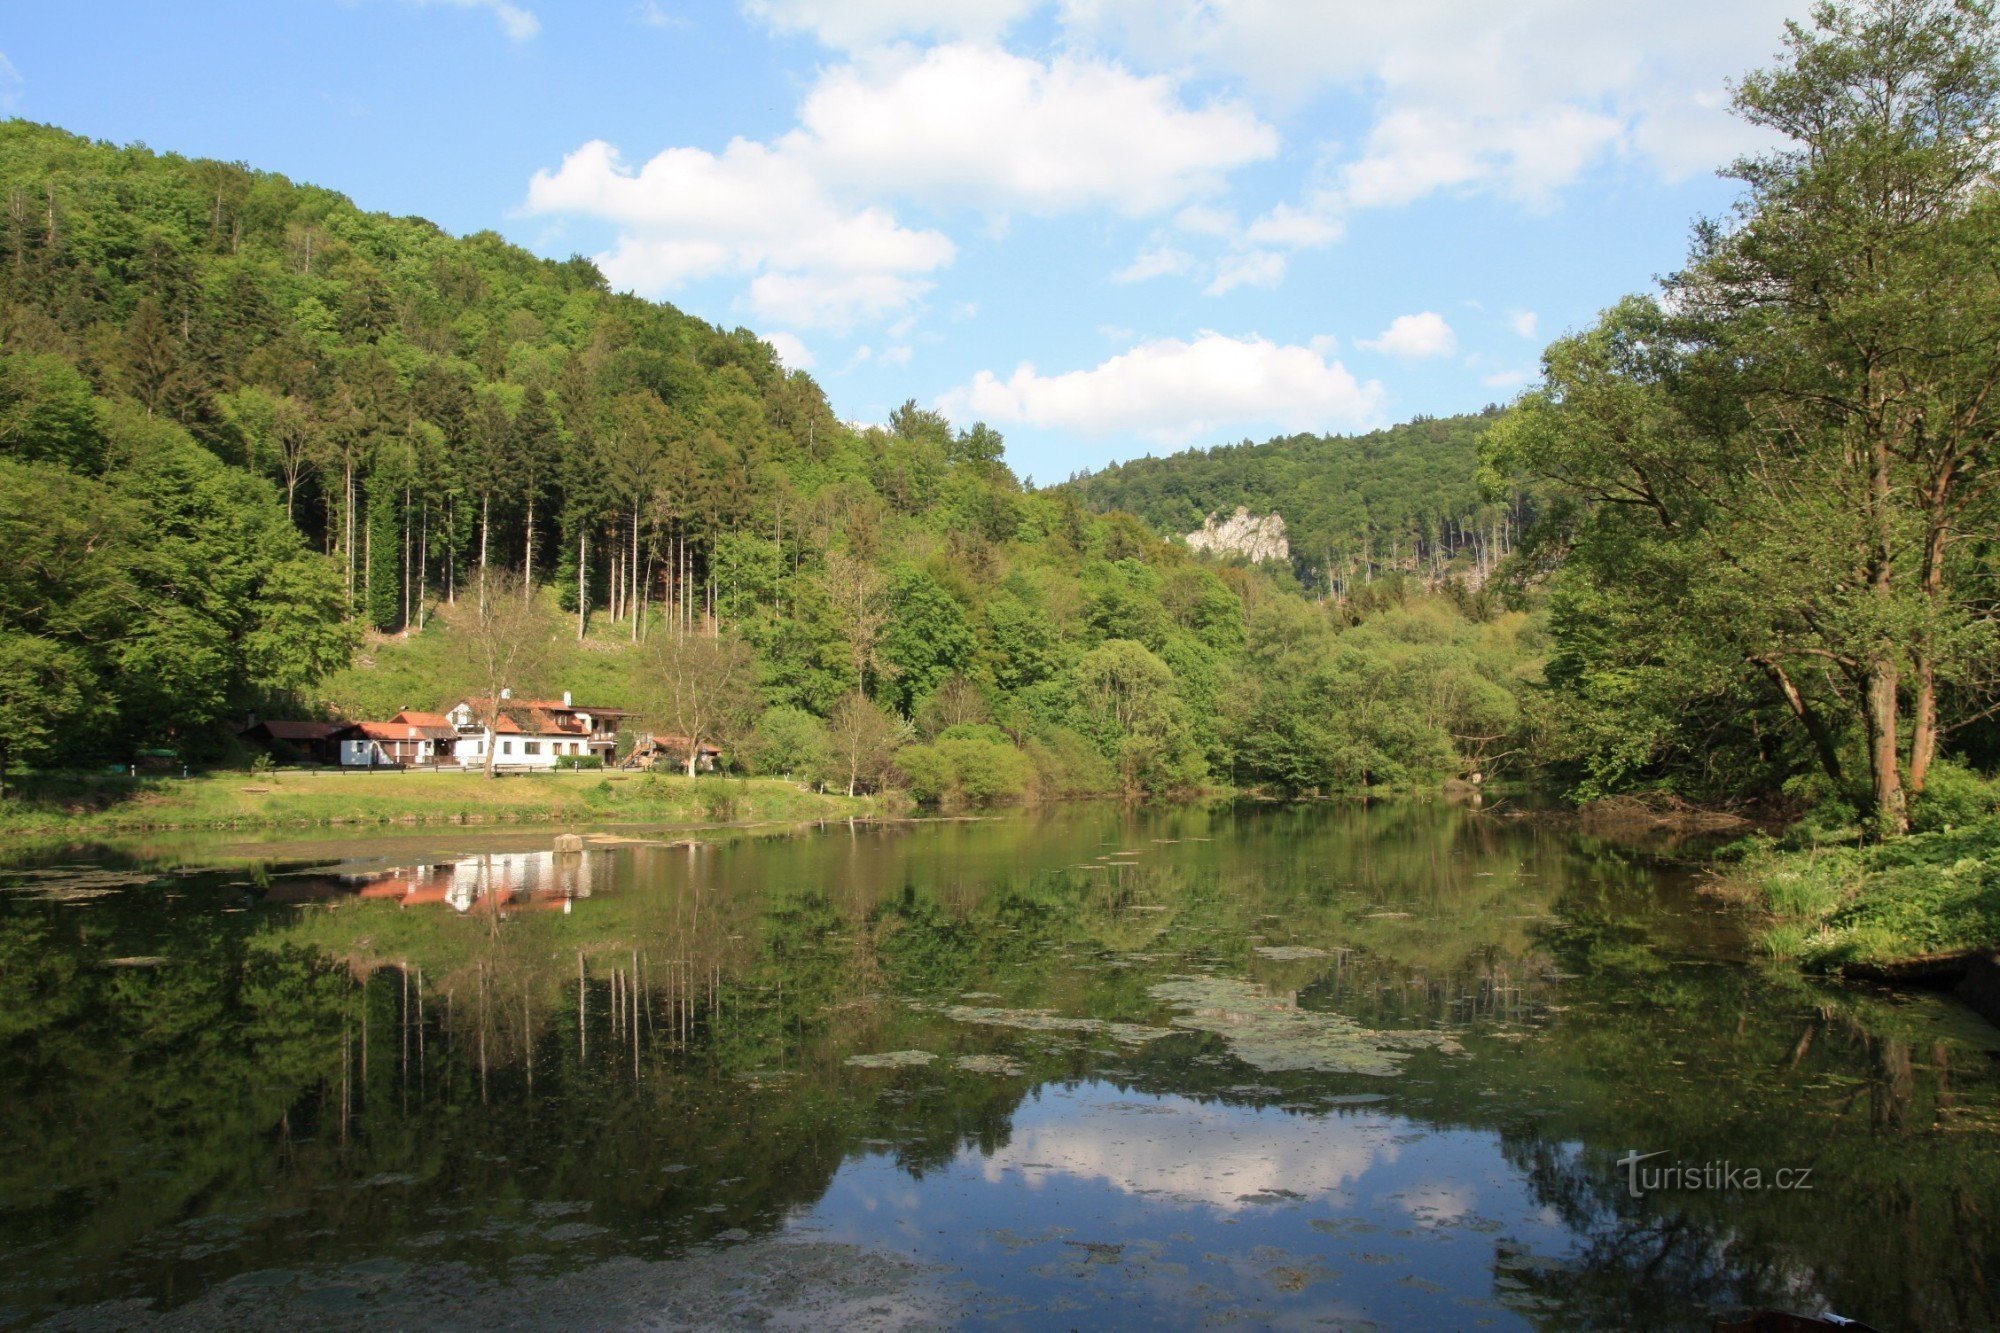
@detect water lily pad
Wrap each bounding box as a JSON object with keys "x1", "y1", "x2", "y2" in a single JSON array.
[
  {"x1": 1147, "y1": 975, "x2": 1460, "y2": 1076},
  {"x1": 954, "y1": 1053, "x2": 1026, "y2": 1076}
]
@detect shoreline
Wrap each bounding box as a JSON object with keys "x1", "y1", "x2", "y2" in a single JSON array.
[{"x1": 0, "y1": 769, "x2": 880, "y2": 838}]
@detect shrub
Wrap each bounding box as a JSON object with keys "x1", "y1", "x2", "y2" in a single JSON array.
[
  {"x1": 556, "y1": 754, "x2": 605, "y2": 770},
  {"x1": 1909, "y1": 759, "x2": 2000, "y2": 833},
  {"x1": 754, "y1": 706, "x2": 828, "y2": 781},
  {"x1": 896, "y1": 736, "x2": 1034, "y2": 807}
]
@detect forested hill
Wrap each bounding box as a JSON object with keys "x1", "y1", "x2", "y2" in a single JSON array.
[
  {"x1": 1063, "y1": 412, "x2": 1524, "y2": 589},
  {"x1": 0, "y1": 118, "x2": 1539, "y2": 801}
]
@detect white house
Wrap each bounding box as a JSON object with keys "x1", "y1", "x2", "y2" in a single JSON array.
[
  {"x1": 336, "y1": 717, "x2": 458, "y2": 767},
  {"x1": 444, "y1": 690, "x2": 630, "y2": 771}
]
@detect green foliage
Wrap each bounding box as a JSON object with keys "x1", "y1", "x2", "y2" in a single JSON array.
[
  {"x1": 1748, "y1": 820, "x2": 2000, "y2": 968},
  {"x1": 753, "y1": 706, "x2": 829, "y2": 781},
  {"x1": 1063, "y1": 412, "x2": 1524, "y2": 591},
  {"x1": 1488, "y1": 1, "x2": 2000, "y2": 832},
  {"x1": 879, "y1": 567, "x2": 975, "y2": 715},
  {"x1": 1909, "y1": 760, "x2": 2000, "y2": 833},
  {"x1": 897, "y1": 735, "x2": 1037, "y2": 806},
  {"x1": 0, "y1": 118, "x2": 1542, "y2": 805}
]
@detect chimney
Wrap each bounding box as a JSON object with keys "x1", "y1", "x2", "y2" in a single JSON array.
[
  {"x1": 562, "y1": 690, "x2": 572, "y2": 708},
  {"x1": 501, "y1": 687, "x2": 511, "y2": 700}
]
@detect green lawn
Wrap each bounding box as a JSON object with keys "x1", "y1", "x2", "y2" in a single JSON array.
[{"x1": 0, "y1": 768, "x2": 876, "y2": 834}]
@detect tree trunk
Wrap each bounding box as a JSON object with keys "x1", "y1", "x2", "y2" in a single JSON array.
[
  {"x1": 1756, "y1": 656, "x2": 1843, "y2": 788},
  {"x1": 524, "y1": 496, "x2": 535, "y2": 596},
  {"x1": 417, "y1": 499, "x2": 428, "y2": 631},
  {"x1": 577, "y1": 529, "x2": 588, "y2": 640},
  {"x1": 1864, "y1": 660, "x2": 1907, "y2": 835},
  {"x1": 479, "y1": 493, "x2": 490, "y2": 612},
  {"x1": 686, "y1": 746, "x2": 698, "y2": 778},
  {"x1": 631, "y1": 499, "x2": 640, "y2": 643},
  {"x1": 402, "y1": 485, "x2": 412, "y2": 633},
  {"x1": 1911, "y1": 659, "x2": 1938, "y2": 795}
]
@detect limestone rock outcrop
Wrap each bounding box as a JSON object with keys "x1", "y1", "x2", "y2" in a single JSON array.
[{"x1": 1185, "y1": 507, "x2": 1289, "y2": 563}]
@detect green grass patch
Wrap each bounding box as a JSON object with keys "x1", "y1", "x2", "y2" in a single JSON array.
[
  {"x1": 0, "y1": 768, "x2": 873, "y2": 835},
  {"x1": 1739, "y1": 821, "x2": 2000, "y2": 970}
]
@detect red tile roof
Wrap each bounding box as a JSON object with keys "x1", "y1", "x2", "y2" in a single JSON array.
[{"x1": 391, "y1": 710, "x2": 454, "y2": 729}]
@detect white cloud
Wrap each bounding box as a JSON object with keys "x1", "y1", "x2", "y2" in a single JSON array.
[
  {"x1": 409, "y1": 0, "x2": 539, "y2": 41},
  {"x1": 1063, "y1": 0, "x2": 1802, "y2": 207},
  {"x1": 743, "y1": 0, "x2": 1039, "y2": 48},
  {"x1": 527, "y1": 139, "x2": 952, "y2": 329},
  {"x1": 635, "y1": 1, "x2": 687, "y2": 28},
  {"x1": 1509, "y1": 310, "x2": 1539, "y2": 339},
  {"x1": 1173, "y1": 204, "x2": 1239, "y2": 237},
  {"x1": 1360, "y1": 311, "x2": 1456, "y2": 358},
  {"x1": 746, "y1": 271, "x2": 938, "y2": 330},
  {"x1": 797, "y1": 44, "x2": 1278, "y2": 215},
  {"x1": 0, "y1": 52, "x2": 21, "y2": 111},
  {"x1": 940, "y1": 331, "x2": 1383, "y2": 443},
  {"x1": 528, "y1": 42, "x2": 1275, "y2": 328},
  {"x1": 1482, "y1": 368, "x2": 1533, "y2": 390},
  {"x1": 1204, "y1": 249, "x2": 1284, "y2": 296},
  {"x1": 762, "y1": 331, "x2": 814, "y2": 370},
  {"x1": 1112, "y1": 246, "x2": 1193, "y2": 284}
]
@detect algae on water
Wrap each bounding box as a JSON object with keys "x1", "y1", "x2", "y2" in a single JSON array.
[
  {"x1": 1148, "y1": 975, "x2": 1459, "y2": 1076},
  {"x1": 844, "y1": 1050, "x2": 938, "y2": 1069},
  {"x1": 924, "y1": 1003, "x2": 1172, "y2": 1046}
]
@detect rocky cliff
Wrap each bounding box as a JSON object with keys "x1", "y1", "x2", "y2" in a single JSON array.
[{"x1": 1185, "y1": 507, "x2": 1290, "y2": 563}]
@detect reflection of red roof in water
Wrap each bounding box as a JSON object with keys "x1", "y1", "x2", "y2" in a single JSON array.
[{"x1": 356, "y1": 872, "x2": 454, "y2": 907}]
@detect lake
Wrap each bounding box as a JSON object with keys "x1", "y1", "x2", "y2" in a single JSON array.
[{"x1": 2, "y1": 803, "x2": 1996, "y2": 1330}]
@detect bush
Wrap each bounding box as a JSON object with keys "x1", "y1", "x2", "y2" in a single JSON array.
[
  {"x1": 754, "y1": 706, "x2": 828, "y2": 781},
  {"x1": 896, "y1": 736, "x2": 1034, "y2": 807},
  {"x1": 556, "y1": 754, "x2": 605, "y2": 770},
  {"x1": 1910, "y1": 759, "x2": 2000, "y2": 833}
]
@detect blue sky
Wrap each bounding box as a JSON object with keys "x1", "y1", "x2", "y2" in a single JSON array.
[{"x1": 2, "y1": 0, "x2": 1810, "y2": 483}]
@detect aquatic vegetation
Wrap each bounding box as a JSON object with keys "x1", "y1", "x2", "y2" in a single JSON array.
[
  {"x1": 844, "y1": 1050, "x2": 938, "y2": 1069},
  {"x1": 925, "y1": 1002, "x2": 1172, "y2": 1046},
  {"x1": 1147, "y1": 975, "x2": 1460, "y2": 1076},
  {"x1": 1253, "y1": 945, "x2": 1330, "y2": 961},
  {"x1": 954, "y1": 1054, "x2": 1026, "y2": 1076}
]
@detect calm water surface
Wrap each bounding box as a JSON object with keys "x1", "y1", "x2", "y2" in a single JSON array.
[{"x1": 2, "y1": 803, "x2": 1996, "y2": 1330}]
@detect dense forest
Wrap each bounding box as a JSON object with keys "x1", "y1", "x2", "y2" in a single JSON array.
[
  {"x1": 1063, "y1": 413, "x2": 1532, "y2": 594},
  {"x1": 0, "y1": 119, "x2": 1537, "y2": 803}
]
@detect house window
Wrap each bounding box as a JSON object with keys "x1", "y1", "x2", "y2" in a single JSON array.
[
  {"x1": 502, "y1": 741, "x2": 513, "y2": 756},
  {"x1": 524, "y1": 742, "x2": 541, "y2": 756}
]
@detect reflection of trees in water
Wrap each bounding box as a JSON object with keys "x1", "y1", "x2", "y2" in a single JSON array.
[
  {"x1": 6, "y1": 804, "x2": 1999, "y2": 1328},
  {"x1": 1467, "y1": 976, "x2": 2000, "y2": 1332}
]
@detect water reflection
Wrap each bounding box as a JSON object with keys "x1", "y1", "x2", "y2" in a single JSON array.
[{"x1": 0, "y1": 805, "x2": 1995, "y2": 1330}]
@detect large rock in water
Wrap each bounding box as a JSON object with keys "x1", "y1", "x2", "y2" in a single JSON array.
[
  {"x1": 1185, "y1": 507, "x2": 1289, "y2": 563},
  {"x1": 554, "y1": 833, "x2": 585, "y2": 854}
]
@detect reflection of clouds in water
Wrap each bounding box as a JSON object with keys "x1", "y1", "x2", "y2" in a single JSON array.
[
  {"x1": 1392, "y1": 1182, "x2": 1476, "y2": 1226},
  {"x1": 979, "y1": 1092, "x2": 1405, "y2": 1211}
]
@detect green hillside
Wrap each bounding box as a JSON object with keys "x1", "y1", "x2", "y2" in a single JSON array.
[
  {"x1": 0, "y1": 119, "x2": 1539, "y2": 805},
  {"x1": 1064, "y1": 412, "x2": 1530, "y2": 591}
]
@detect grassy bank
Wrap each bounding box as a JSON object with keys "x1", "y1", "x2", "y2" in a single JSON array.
[
  {"x1": 1728, "y1": 822, "x2": 2000, "y2": 972},
  {"x1": 0, "y1": 769, "x2": 878, "y2": 835}
]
